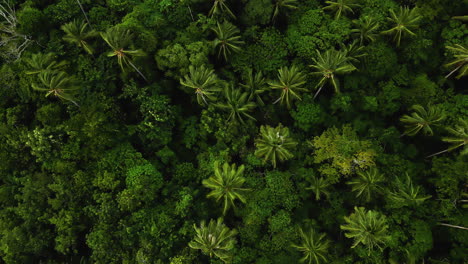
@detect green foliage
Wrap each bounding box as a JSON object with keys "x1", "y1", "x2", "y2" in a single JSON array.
[
  {"x1": 387, "y1": 173, "x2": 431, "y2": 208},
  {"x1": 254, "y1": 124, "x2": 298, "y2": 168},
  {"x1": 202, "y1": 161, "x2": 249, "y2": 215},
  {"x1": 61, "y1": 19, "x2": 98, "y2": 54},
  {"x1": 179, "y1": 65, "x2": 220, "y2": 105},
  {"x1": 189, "y1": 218, "x2": 237, "y2": 263},
  {"x1": 442, "y1": 119, "x2": 468, "y2": 155},
  {"x1": 240, "y1": 69, "x2": 267, "y2": 106},
  {"x1": 381, "y1": 7, "x2": 422, "y2": 47},
  {"x1": 209, "y1": 0, "x2": 236, "y2": 19},
  {"x1": 323, "y1": 0, "x2": 360, "y2": 20},
  {"x1": 445, "y1": 44, "x2": 468, "y2": 79},
  {"x1": 340, "y1": 207, "x2": 390, "y2": 254},
  {"x1": 400, "y1": 104, "x2": 445, "y2": 136},
  {"x1": 215, "y1": 85, "x2": 256, "y2": 124},
  {"x1": 272, "y1": 0, "x2": 298, "y2": 22},
  {"x1": 31, "y1": 71, "x2": 79, "y2": 105},
  {"x1": 23, "y1": 52, "x2": 67, "y2": 75},
  {"x1": 306, "y1": 176, "x2": 331, "y2": 201},
  {"x1": 291, "y1": 95, "x2": 325, "y2": 131},
  {"x1": 351, "y1": 16, "x2": 380, "y2": 45},
  {"x1": 292, "y1": 227, "x2": 330, "y2": 264},
  {"x1": 346, "y1": 167, "x2": 384, "y2": 202},
  {"x1": 268, "y1": 64, "x2": 307, "y2": 108},
  {"x1": 212, "y1": 21, "x2": 244, "y2": 61}
]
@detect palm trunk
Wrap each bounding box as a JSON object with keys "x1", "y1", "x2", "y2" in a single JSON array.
[
  {"x1": 75, "y1": 0, "x2": 92, "y2": 28},
  {"x1": 128, "y1": 60, "x2": 148, "y2": 83},
  {"x1": 437, "y1": 223, "x2": 468, "y2": 231},
  {"x1": 313, "y1": 84, "x2": 325, "y2": 100},
  {"x1": 426, "y1": 148, "x2": 450, "y2": 158}
]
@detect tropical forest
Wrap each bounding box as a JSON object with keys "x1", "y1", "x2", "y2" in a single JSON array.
[{"x1": 0, "y1": 0, "x2": 467, "y2": 263}]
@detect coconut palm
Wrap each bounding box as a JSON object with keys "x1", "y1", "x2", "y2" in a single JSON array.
[
  {"x1": 346, "y1": 167, "x2": 384, "y2": 202},
  {"x1": 203, "y1": 161, "x2": 249, "y2": 215},
  {"x1": 272, "y1": 0, "x2": 298, "y2": 22},
  {"x1": 445, "y1": 44, "x2": 468, "y2": 79},
  {"x1": 351, "y1": 16, "x2": 380, "y2": 45},
  {"x1": 24, "y1": 52, "x2": 67, "y2": 75},
  {"x1": 61, "y1": 19, "x2": 98, "y2": 54},
  {"x1": 340, "y1": 207, "x2": 389, "y2": 254},
  {"x1": 208, "y1": 0, "x2": 236, "y2": 19},
  {"x1": 381, "y1": 6, "x2": 422, "y2": 47},
  {"x1": 387, "y1": 173, "x2": 431, "y2": 208},
  {"x1": 400, "y1": 104, "x2": 445, "y2": 137},
  {"x1": 306, "y1": 176, "x2": 330, "y2": 201},
  {"x1": 427, "y1": 119, "x2": 468, "y2": 157},
  {"x1": 323, "y1": 0, "x2": 360, "y2": 20},
  {"x1": 291, "y1": 228, "x2": 330, "y2": 264},
  {"x1": 240, "y1": 69, "x2": 267, "y2": 106},
  {"x1": 215, "y1": 85, "x2": 256, "y2": 124},
  {"x1": 254, "y1": 124, "x2": 298, "y2": 168},
  {"x1": 100, "y1": 27, "x2": 147, "y2": 81},
  {"x1": 31, "y1": 71, "x2": 79, "y2": 106},
  {"x1": 212, "y1": 21, "x2": 244, "y2": 61},
  {"x1": 268, "y1": 65, "x2": 307, "y2": 109},
  {"x1": 189, "y1": 218, "x2": 237, "y2": 263},
  {"x1": 180, "y1": 65, "x2": 220, "y2": 105},
  {"x1": 309, "y1": 49, "x2": 356, "y2": 99}
]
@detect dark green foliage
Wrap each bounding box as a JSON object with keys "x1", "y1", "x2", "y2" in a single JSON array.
[{"x1": 254, "y1": 124, "x2": 298, "y2": 168}]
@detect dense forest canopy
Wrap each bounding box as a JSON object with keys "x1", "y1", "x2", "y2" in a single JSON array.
[{"x1": 0, "y1": 0, "x2": 467, "y2": 263}]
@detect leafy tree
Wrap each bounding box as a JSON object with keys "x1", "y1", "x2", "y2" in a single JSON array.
[
  {"x1": 202, "y1": 161, "x2": 249, "y2": 215},
  {"x1": 306, "y1": 176, "x2": 330, "y2": 201},
  {"x1": 309, "y1": 49, "x2": 356, "y2": 99},
  {"x1": 322, "y1": 0, "x2": 360, "y2": 20},
  {"x1": 387, "y1": 173, "x2": 431, "y2": 208},
  {"x1": 428, "y1": 119, "x2": 468, "y2": 157},
  {"x1": 445, "y1": 44, "x2": 468, "y2": 79},
  {"x1": 254, "y1": 124, "x2": 298, "y2": 168},
  {"x1": 61, "y1": 19, "x2": 97, "y2": 54},
  {"x1": 180, "y1": 65, "x2": 220, "y2": 105},
  {"x1": 351, "y1": 16, "x2": 380, "y2": 45},
  {"x1": 212, "y1": 21, "x2": 244, "y2": 61},
  {"x1": 215, "y1": 85, "x2": 256, "y2": 124},
  {"x1": 189, "y1": 218, "x2": 237, "y2": 263},
  {"x1": 268, "y1": 65, "x2": 307, "y2": 109},
  {"x1": 340, "y1": 207, "x2": 389, "y2": 254},
  {"x1": 291, "y1": 228, "x2": 330, "y2": 264},
  {"x1": 381, "y1": 6, "x2": 422, "y2": 47},
  {"x1": 240, "y1": 69, "x2": 267, "y2": 106},
  {"x1": 346, "y1": 167, "x2": 384, "y2": 202},
  {"x1": 23, "y1": 52, "x2": 67, "y2": 75},
  {"x1": 400, "y1": 104, "x2": 445, "y2": 136},
  {"x1": 209, "y1": 0, "x2": 236, "y2": 19},
  {"x1": 272, "y1": 0, "x2": 298, "y2": 22},
  {"x1": 31, "y1": 71, "x2": 79, "y2": 105},
  {"x1": 100, "y1": 27, "x2": 147, "y2": 81}
]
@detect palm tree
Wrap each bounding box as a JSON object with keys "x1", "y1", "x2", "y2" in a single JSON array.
[
  {"x1": 351, "y1": 16, "x2": 380, "y2": 45},
  {"x1": 381, "y1": 6, "x2": 422, "y2": 47},
  {"x1": 400, "y1": 104, "x2": 445, "y2": 137},
  {"x1": 208, "y1": 0, "x2": 236, "y2": 19},
  {"x1": 212, "y1": 21, "x2": 244, "y2": 61},
  {"x1": 323, "y1": 0, "x2": 360, "y2": 20},
  {"x1": 272, "y1": 0, "x2": 298, "y2": 22},
  {"x1": 427, "y1": 119, "x2": 468, "y2": 157},
  {"x1": 24, "y1": 53, "x2": 67, "y2": 75},
  {"x1": 268, "y1": 65, "x2": 307, "y2": 109},
  {"x1": 309, "y1": 49, "x2": 356, "y2": 99},
  {"x1": 61, "y1": 19, "x2": 98, "y2": 54},
  {"x1": 306, "y1": 176, "x2": 330, "y2": 201},
  {"x1": 31, "y1": 71, "x2": 79, "y2": 106},
  {"x1": 189, "y1": 218, "x2": 237, "y2": 263},
  {"x1": 346, "y1": 167, "x2": 384, "y2": 202},
  {"x1": 240, "y1": 69, "x2": 267, "y2": 106},
  {"x1": 445, "y1": 44, "x2": 468, "y2": 79},
  {"x1": 340, "y1": 207, "x2": 389, "y2": 254},
  {"x1": 100, "y1": 27, "x2": 147, "y2": 81},
  {"x1": 180, "y1": 65, "x2": 220, "y2": 105},
  {"x1": 387, "y1": 173, "x2": 431, "y2": 207},
  {"x1": 202, "y1": 161, "x2": 249, "y2": 215},
  {"x1": 215, "y1": 85, "x2": 256, "y2": 124},
  {"x1": 291, "y1": 228, "x2": 330, "y2": 264},
  {"x1": 254, "y1": 124, "x2": 298, "y2": 168},
  {"x1": 340, "y1": 40, "x2": 366, "y2": 64}
]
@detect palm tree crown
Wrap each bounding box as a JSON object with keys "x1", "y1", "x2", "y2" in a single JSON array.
[
  {"x1": 400, "y1": 104, "x2": 445, "y2": 136},
  {"x1": 189, "y1": 218, "x2": 237, "y2": 263},
  {"x1": 340, "y1": 207, "x2": 390, "y2": 254},
  {"x1": 61, "y1": 19, "x2": 97, "y2": 54},
  {"x1": 31, "y1": 71, "x2": 79, "y2": 105},
  {"x1": 387, "y1": 173, "x2": 431, "y2": 208},
  {"x1": 272, "y1": 0, "x2": 298, "y2": 22},
  {"x1": 428, "y1": 119, "x2": 468, "y2": 157},
  {"x1": 180, "y1": 65, "x2": 220, "y2": 105},
  {"x1": 309, "y1": 49, "x2": 356, "y2": 99},
  {"x1": 445, "y1": 44, "x2": 468, "y2": 79},
  {"x1": 351, "y1": 16, "x2": 380, "y2": 45},
  {"x1": 323, "y1": 0, "x2": 360, "y2": 20},
  {"x1": 240, "y1": 69, "x2": 267, "y2": 106},
  {"x1": 254, "y1": 124, "x2": 298, "y2": 168},
  {"x1": 24, "y1": 52, "x2": 67, "y2": 75},
  {"x1": 212, "y1": 21, "x2": 244, "y2": 61},
  {"x1": 268, "y1": 65, "x2": 307, "y2": 109},
  {"x1": 203, "y1": 161, "x2": 249, "y2": 215},
  {"x1": 215, "y1": 85, "x2": 256, "y2": 124},
  {"x1": 209, "y1": 0, "x2": 236, "y2": 19},
  {"x1": 291, "y1": 227, "x2": 330, "y2": 264},
  {"x1": 381, "y1": 6, "x2": 422, "y2": 47},
  {"x1": 346, "y1": 167, "x2": 384, "y2": 202},
  {"x1": 306, "y1": 176, "x2": 330, "y2": 201}
]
